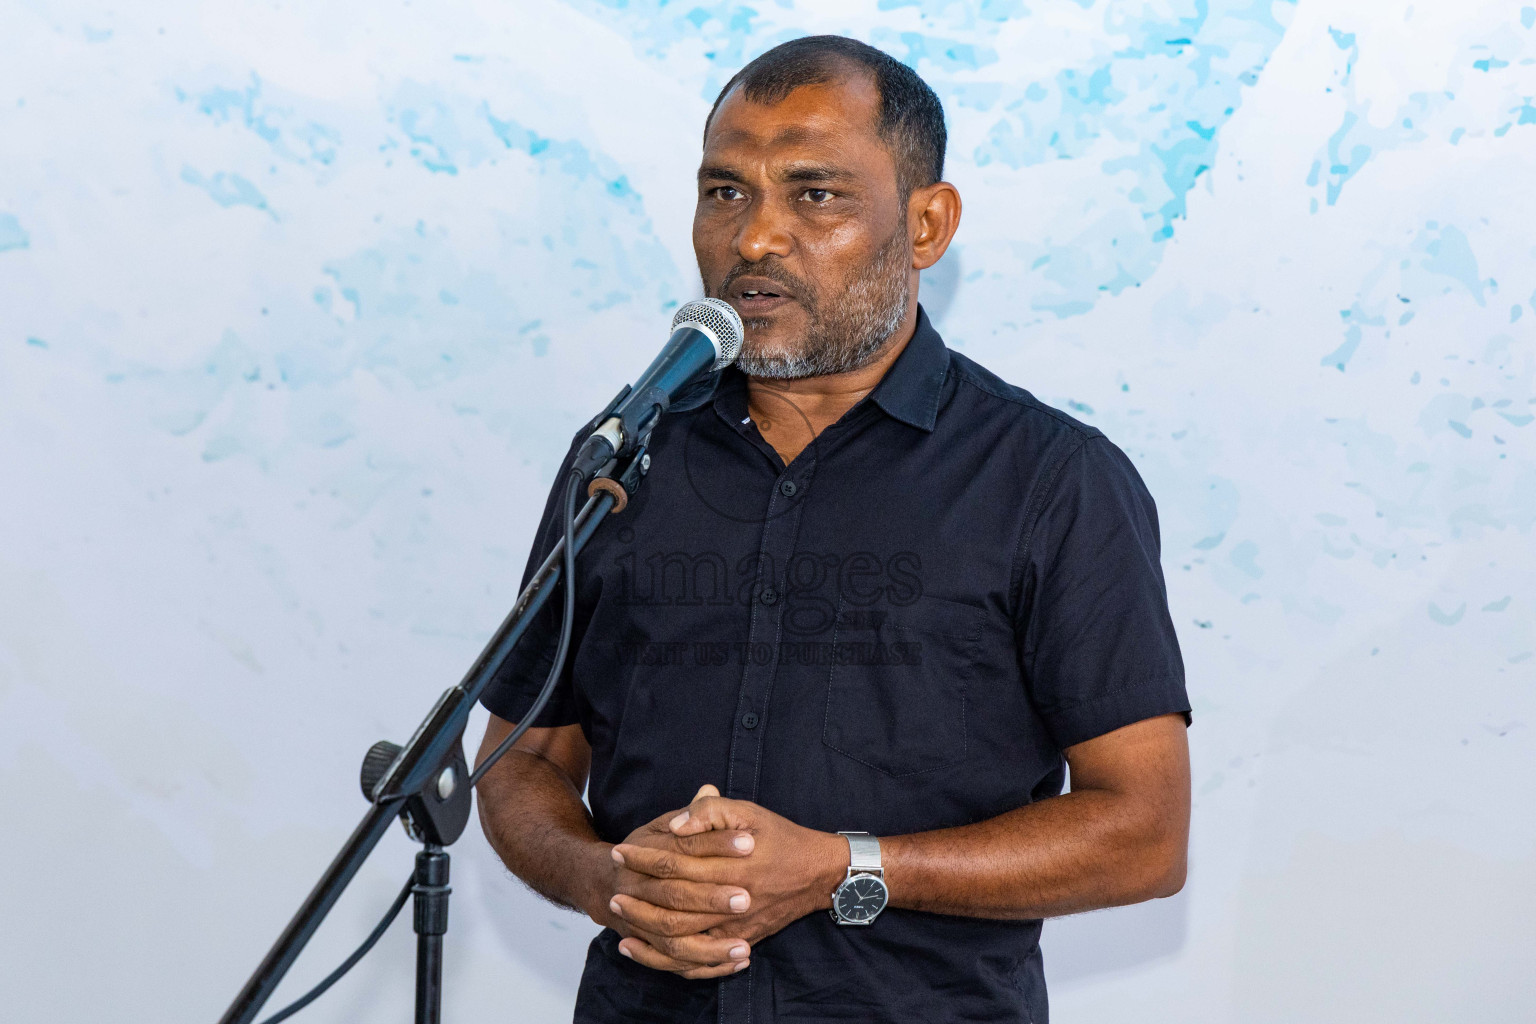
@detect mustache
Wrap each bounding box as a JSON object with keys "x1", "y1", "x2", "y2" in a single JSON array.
[{"x1": 714, "y1": 258, "x2": 815, "y2": 302}]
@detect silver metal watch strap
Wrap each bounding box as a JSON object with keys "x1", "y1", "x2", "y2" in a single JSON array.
[{"x1": 839, "y1": 831, "x2": 882, "y2": 875}]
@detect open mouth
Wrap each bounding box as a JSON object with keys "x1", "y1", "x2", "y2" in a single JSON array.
[{"x1": 730, "y1": 277, "x2": 795, "y2": 312}]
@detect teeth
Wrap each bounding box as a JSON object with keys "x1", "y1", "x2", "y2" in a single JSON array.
[{"x1": 744, "y1": 290, "x2": 760, "y2": 296}]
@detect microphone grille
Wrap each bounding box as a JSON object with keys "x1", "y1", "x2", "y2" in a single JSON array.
[{"x1": 671, "y1": 298, "x2": 743, "y2": 370}]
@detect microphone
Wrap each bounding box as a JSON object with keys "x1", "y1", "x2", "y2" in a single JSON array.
[{"x1": 572, "y1": 298, "x2": 744, "y2": 480}]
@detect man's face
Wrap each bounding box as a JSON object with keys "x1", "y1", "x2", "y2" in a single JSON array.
[{"x1": 693, "y1": 75, "x2": 914, "y2": 379}]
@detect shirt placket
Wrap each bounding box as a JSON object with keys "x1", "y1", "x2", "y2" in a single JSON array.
[{"x1": 717, "y1": 448, "x2": 813, "y2": 1024}]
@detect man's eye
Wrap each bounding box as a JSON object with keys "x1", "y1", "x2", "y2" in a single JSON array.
[
  {"x1": 713, "y1": 186, "x2": 743, "y2": 201},
  {"x1": 802, "y1": 188, "x2": 833, "y2": 203}
]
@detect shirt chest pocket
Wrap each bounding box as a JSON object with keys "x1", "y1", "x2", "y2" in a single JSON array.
[{"x1": 822, "y1": 595, "x2": 984, "y2": 777}]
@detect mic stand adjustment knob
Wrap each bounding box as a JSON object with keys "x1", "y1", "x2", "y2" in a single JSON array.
[{"x1": 360, "y1": 740, "x2": 404, "y2": 801}]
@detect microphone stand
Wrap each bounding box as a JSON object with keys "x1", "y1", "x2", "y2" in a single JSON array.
[{"x1": 218, "y1": 412, "x2": 649, "y2": 1024}]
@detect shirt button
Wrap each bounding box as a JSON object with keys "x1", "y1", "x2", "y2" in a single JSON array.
[
  {"x1": 779, "y1": 479, "x2": 798, "y2": 497},
  {"x1": 741, "y1": 712, "x2": 759, "y2": 730},
  {"x1": 760, "y1": 588, "x2": 778, "y2": 605}
]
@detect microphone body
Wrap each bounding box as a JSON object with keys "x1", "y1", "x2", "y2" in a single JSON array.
[{"x1": 572, "y1": 298, "x2": 744, "y2": 480}]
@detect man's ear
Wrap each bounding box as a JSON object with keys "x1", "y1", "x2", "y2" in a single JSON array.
[{"x1": 909, "y1": 181, "x2": 962, "y2": 271}]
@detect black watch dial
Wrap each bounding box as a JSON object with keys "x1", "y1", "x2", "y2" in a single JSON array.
[{"x1": 834, "y1": 874, "x2": 888, "y2": 923}]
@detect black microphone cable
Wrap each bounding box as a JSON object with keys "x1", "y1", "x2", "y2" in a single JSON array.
[
  {"x1": 469, "y1": 466, "x2": 583, "y2": 787},
  {"x1": 254, "y1": 876, "x2": 413, "y2": 1024},
  {"x1": 254, "y1": 467, "x2": 586, "y2": 1024}
]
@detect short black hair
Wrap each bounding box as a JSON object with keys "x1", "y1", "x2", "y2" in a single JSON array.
[{"x1": 704, "y1": 35, "x2": 946, "y2": 198}]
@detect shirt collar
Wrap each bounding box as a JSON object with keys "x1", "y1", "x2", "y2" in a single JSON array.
[
  {"x1": 679, "y1": 303, "x2": 951, "y2": 431},
  {"x1": 867, "y1": 304, "x2": 949, "y2": 433}
]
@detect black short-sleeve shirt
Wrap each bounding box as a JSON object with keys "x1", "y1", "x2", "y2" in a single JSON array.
[{"x1": 482, "y1": 306, "x2": 1189, "y2": 1024}]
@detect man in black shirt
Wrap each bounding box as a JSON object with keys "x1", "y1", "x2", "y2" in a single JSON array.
[{"x1": 476, "y1": 35, "x2": 1191, "y2": 1023}]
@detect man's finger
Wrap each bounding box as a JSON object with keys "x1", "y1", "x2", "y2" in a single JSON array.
[
  {"x1": 679, "y1": 960, "x2": 750, "y2": 980},
  {"x1": 641, "y1": 785, "x2": 721, "y2": 839},
  {"x1": 670, "y1": 795, "x2": 754, "y2": 836},
  {"x1": 617, "y1": 874, "x2": 749, "y2": 917},
  {"x1": 611, "y1": 893, "x2": 725, "y2": 936},
  {"x1": 612, "y1": 842, "x2": 743, "y2": 884},
  {"x1": 617, "y1": 937, "x2": 697, "y2": 973},
  {"x1": 673, "y1": 828, "x2": 754, "y2": 857},
  {"x1": 618, "y1": 937, "x2": 748, "y2": 979},
  {"x1": 633, "y1": 927, "x2": 751, "y2": 967},
  {"x1": 635, "y1": 789, "x2": 716, "y2": 839}
]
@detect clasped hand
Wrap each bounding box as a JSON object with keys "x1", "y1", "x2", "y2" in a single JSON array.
[{"x1": 596, "y1": 785, "x2": 842, "y2": 979}]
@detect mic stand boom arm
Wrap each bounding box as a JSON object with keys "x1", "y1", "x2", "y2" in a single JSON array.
[{"x1": 218, "y1": 441, "x2": 651, "y2": 1024}]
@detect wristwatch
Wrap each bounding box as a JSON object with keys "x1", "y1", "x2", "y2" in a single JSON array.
[{"x1": 830, "y1": 832, "x2": 888, "y2": 926}]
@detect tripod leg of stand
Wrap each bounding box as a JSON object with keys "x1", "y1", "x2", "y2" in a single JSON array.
[{"x1": 413, "y1": 846, "x2": 450, "y2": 1024}]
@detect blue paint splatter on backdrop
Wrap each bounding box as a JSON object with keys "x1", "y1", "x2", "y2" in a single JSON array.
[
  {"x1": 179, "y1": 167, "x2": 276, "y2": 218},
  {"x1": 0, "y1": 213, "x2": 29, "y2": 252},
  {"x1": 177, "y1": 74, "x2": 341, "y2": 168}
]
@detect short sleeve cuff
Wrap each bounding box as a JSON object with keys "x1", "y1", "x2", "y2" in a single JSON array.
[
  {"x1": 478, "y1": 660, "x2": 580, "y2": 728},
  {"x1": 1039, "y1": 675, "x2": 1191, "y2": 749}
]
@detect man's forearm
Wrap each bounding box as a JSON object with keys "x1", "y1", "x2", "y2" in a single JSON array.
[
  {"x1": 476, "y1": 746, "x2": 611, "y2": 918},
  {"x1": 878, "y1": 714, "x2": 1191, "y2": 920},
  {"x1": 881, "y1": 785, "x2": 1187, "y2": 921}
]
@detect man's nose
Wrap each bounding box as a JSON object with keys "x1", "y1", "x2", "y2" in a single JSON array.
[{"x1": 735, "y1": 196, "x2": 793, "y2": 263}]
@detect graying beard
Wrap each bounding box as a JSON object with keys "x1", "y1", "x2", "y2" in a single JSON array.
[{"x1": 732, "y1": 232, "x2": 912, "y2": 381}]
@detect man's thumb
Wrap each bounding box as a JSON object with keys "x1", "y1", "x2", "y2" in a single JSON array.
[{"x1": 670, "y1": 784, "x2": 723, "y2": 832}]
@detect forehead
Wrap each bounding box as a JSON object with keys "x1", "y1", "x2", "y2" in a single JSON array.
[{"x1": 702, "y1": 75, "x2": 891, "y2": 171}]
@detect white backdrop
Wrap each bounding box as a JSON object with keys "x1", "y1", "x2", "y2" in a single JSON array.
[{"x1": 2, "y1": 1, "x2": 1534, "y2": 1021}]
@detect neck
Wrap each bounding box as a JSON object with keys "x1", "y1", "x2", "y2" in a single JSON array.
[{"x1": 745, "y1": 307, "x2": 919, "y2": 466}]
